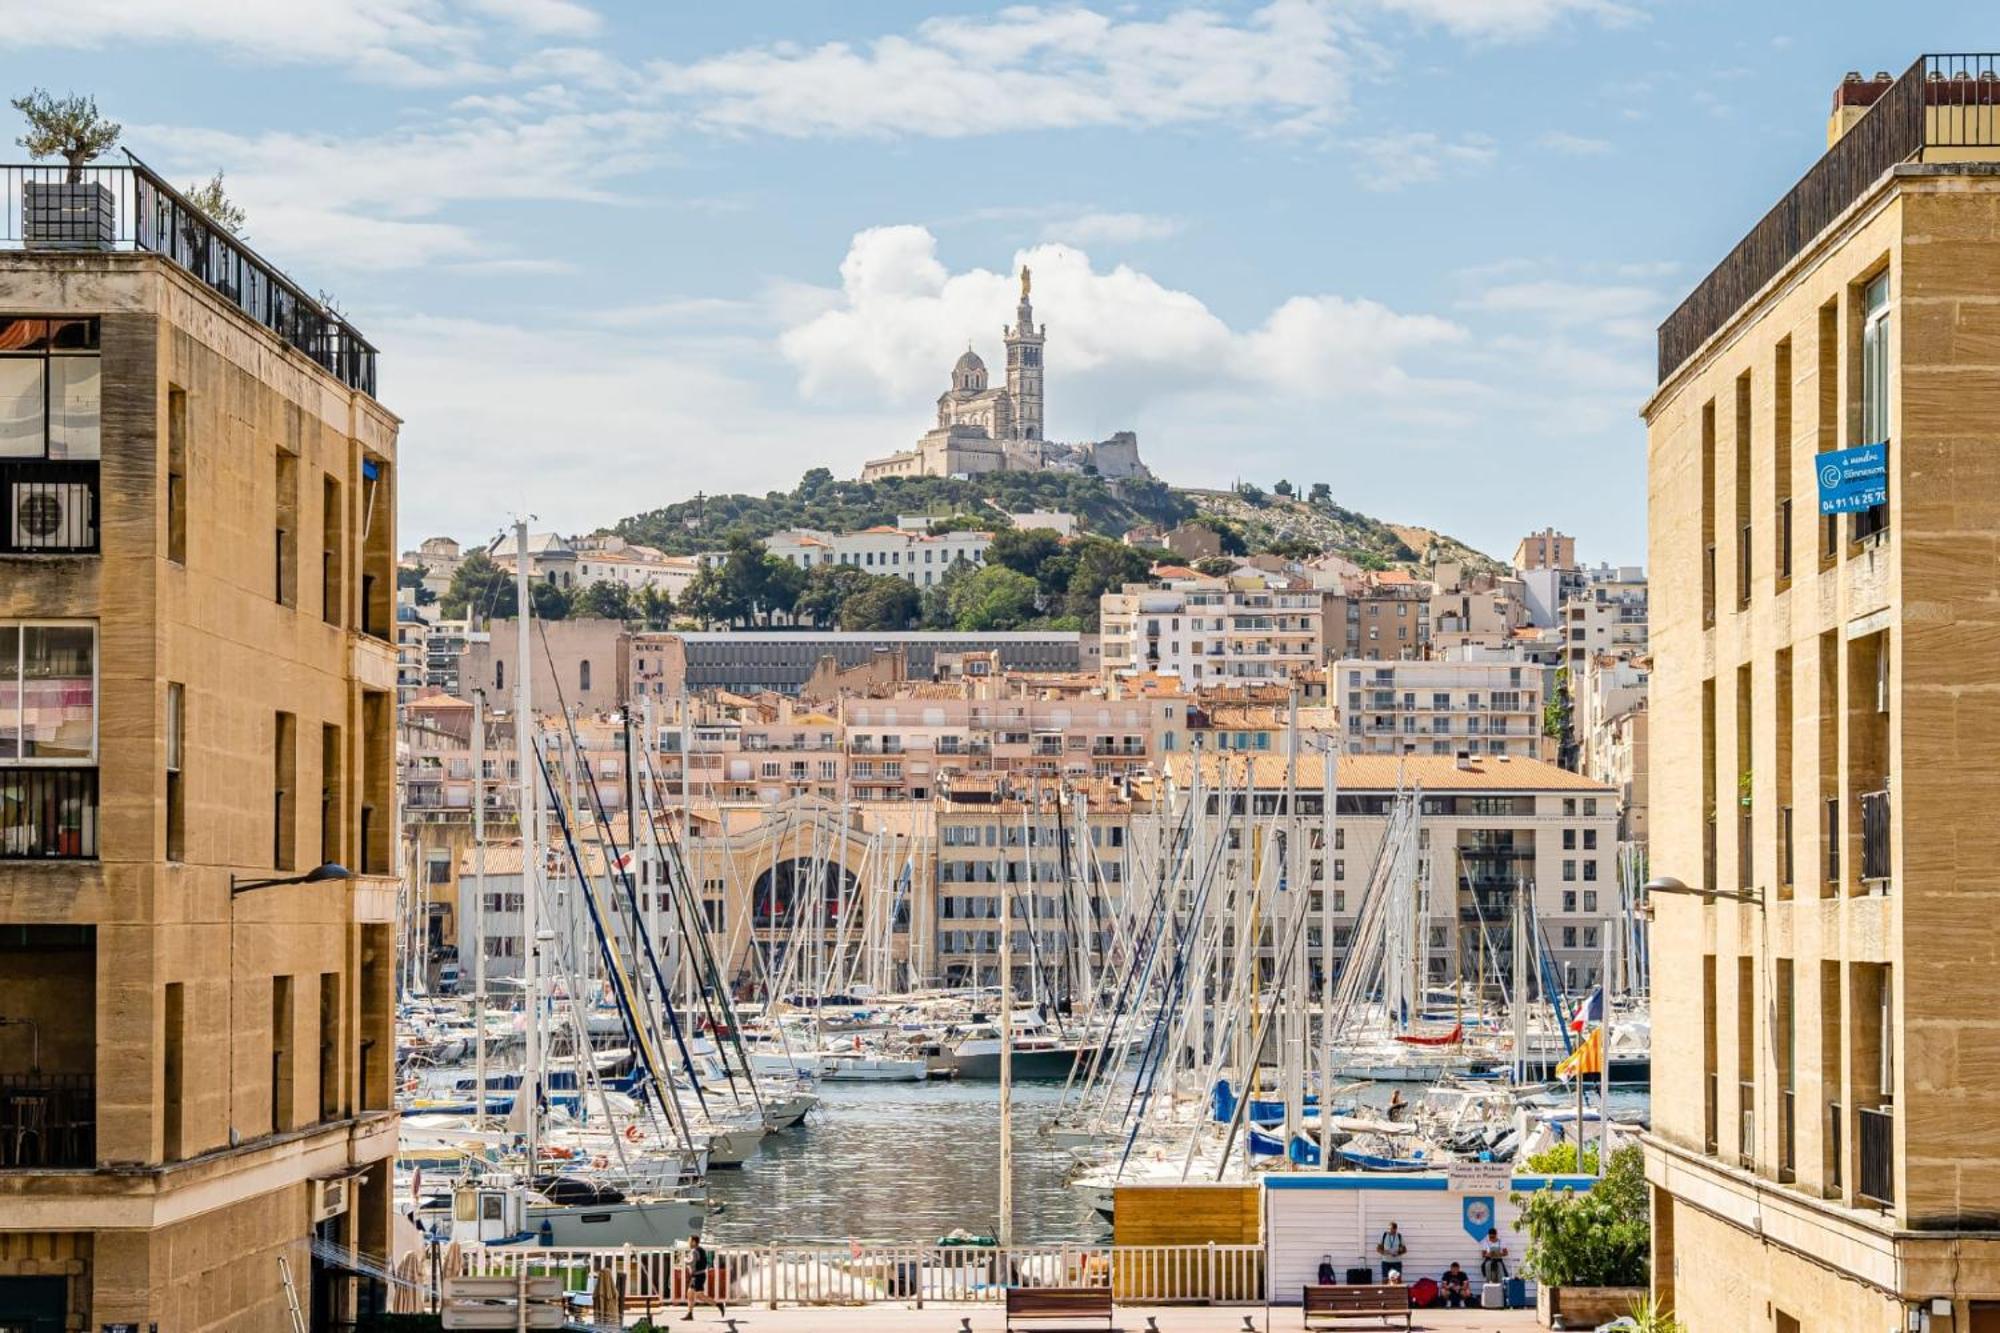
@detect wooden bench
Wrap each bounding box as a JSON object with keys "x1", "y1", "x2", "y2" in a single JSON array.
[
  {"x1": 1302, "y1": 1283, "x2": 1412, "y2": 1329},
  {"x1": 1005, "y1": 1285, "x2": 1115, "y2": 1331}
]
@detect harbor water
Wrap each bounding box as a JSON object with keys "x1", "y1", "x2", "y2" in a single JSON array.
[{"x1": 697, "y1": 1077, "x2": 1652, "y2": 1244}]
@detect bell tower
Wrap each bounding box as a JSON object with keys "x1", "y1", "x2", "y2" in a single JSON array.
[{"x1": 1003, "y1": 264, "x2": 1045, "y2": 442}]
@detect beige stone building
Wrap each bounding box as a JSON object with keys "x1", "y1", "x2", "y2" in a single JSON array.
[
  {"x1": 1100, "y1": 574, "x2": 1324, "y2": 683},
  {"x1": 0, "y1": 174, "x2": 399, "y2": 1329},
  {"x1": 1644, "y1": 57, "x2": 2000, "y2": 1331}
]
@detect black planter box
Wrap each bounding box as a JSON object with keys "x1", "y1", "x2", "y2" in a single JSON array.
[{"x1": 24, "y1": 180, "x2": 115, "y2": 250}]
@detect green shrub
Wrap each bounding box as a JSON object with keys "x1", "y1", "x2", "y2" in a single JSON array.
[{"x1": 1511, "y1": 1142, "x2": 1649, "y2": 1287}]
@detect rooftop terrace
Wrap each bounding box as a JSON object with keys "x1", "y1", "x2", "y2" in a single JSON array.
[{"x1": 3, "y1": 152, "x2": 376, "y2": 395}]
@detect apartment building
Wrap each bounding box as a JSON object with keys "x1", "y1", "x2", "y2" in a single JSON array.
[
  {"x1": 1332, "y1": 658, "x2": 1546, "y2": 759},
  {"x1": 1643, "y1": 58, "x2": 2000, "y2": 1331},
  {"x1": 646, "y1": 676, "x2": 1192, "y2": 805},
  {"x1": 1427, "y1": 564, "x2": 1530, "y2": 655},
  {"x1": 932, "y1": 776, "x2": 1139, "y2": 989},
  {"x1": 1158, "y1": 753, "x2": 1622, "y2": 994},
  {"x1": 633, "y1": 630, "x2": 1084, "y2": 698},
  {"x1": 764, "y1": 524, "x2": 991, "y2": 587},
  {"x1": 1099, "y1": 574, "x2": 1323, "y2": 682},
  {"x1": 0, "y1": 167, "x2": 399, "y2": 1328},
  {"x1": 1512, "y1": 528, "x2": 1576, "y2": 573},
  {"x1": 1322, "y1": 570, "x2": 1430, "y2": 661},
  {"x1": 1562, "y1": 569, "x2": 1649, "y2": 669},
  {"x1": 465, "y1": 615, "x2": 629, "y2": 714}
]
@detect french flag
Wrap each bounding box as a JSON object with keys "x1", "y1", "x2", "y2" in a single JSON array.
[{"x1": 1570, "y1": 987, "x2": 1605, "y2": 1033}]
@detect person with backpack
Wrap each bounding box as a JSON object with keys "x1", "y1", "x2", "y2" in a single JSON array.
[
  {"x1": 680, "y1": 1225, "x2": 725, "y2": 1322},
  {"x1": 1375, "y1": 1221, "x2": 1407, "y2": 1281}
]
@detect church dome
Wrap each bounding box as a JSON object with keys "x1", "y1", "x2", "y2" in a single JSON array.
[{"x1": 951, "y1": 347, "x2": 988, "y2": 393}]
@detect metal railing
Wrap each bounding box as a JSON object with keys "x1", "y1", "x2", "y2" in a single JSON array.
[
  {"x1": 464, "y1": 1242, "x2": 1265, "y2": 1310},
  {"x1": 1661, "y1": 54, "x2": 2000, "y2": 380},
  {"x1": 0, "y1": 460, "x2": 98, "y2": 555},
  {"x1": 1858, "y1": 1106, "x2": 1895, "y2": 1207},
  {"x1": 0, "y1": 1071, "x2": 94, "y2": 1168},
  {"x1": 2, "y1": 157, "x2": 376, "y2": 395},
  {"x1": 1860, "y1": 789, "x2": 1892, "y2": 883},
  {"x1": 0, "y1": 767, "x2": 98, "y2": 859}
]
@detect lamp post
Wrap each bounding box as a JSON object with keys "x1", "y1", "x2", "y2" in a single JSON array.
[
  {"x1": 232, "y1": 861, "x2": 353, "y2": 896},
  {"x1": 1641, "y1": 874, "x2": 1760, "y2": 917}
]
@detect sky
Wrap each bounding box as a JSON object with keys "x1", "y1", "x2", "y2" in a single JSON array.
[{"x1": 4, "y1": 1, "x2": 1992, "y2": 565}]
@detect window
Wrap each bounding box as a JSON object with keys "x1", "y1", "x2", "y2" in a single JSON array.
[
  {"x1": 275, "y1": 448, "x2": 299, "y2": 606},
  {"x1": 1584, "y1": 861, "x2": 1599, "y2": 882},
  {"x1": 166, "y1": 682, "x2": 185, "y2": 861},
  {"x1": 1562, "y1": 858, "x2": 1577, "y2": 882},
  {"x1": 167, "y1": 387, "x2": 188, "y2": 563},
  {"x1": 0, "y1": 317, "x2": 101, "y2": 554},
  {"x1": 1853, "y1": 271, "x2": 1891, "y2": 542},
  {"x1": 273, "y1": 712, "x2": 296, "y2": 871},
  {"x1": 1, "y1": 622, "x2": 99, "y2": 859},
  {"x1": 579, "y1": 659, "x2": 592, "y2": 692}
]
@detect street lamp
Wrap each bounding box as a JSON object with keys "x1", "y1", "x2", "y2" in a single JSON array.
[
  {"x1": 1642, "y1": 873, "x2": 1761, "y2": 918},
  {"x1": 231, "y1": 862, "x2": 352, "y2": 896}
]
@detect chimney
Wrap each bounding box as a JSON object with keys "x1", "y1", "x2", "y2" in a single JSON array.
[
  {"x1": 1456, "y1": 750, "x2": 1475, "y2": 770},
  {"x1": 1827, "y1": 68, "x2": 1897, "y2": 148}
]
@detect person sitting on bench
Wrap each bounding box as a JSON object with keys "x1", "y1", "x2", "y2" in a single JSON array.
[{"x1": 1439, "y1": 1262, "x2": 1470, "y2": 1308}]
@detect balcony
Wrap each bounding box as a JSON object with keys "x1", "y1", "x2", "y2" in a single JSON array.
[
  {"x1": 1660, "y1": 54, "x2": 2000, "y2": 381},
  {"x1": 0, "y1": 768, "x2": 98, "y2": 859},
  {"x1": 3, "y1": 159, "x2": 377, "y2": 394},
  {"x1": 1858, "y1": 1106, "x2": 1895, "y2": 1207},
  {"x1": 0, "y1": 1072, "x2": 93, "y2": 1169}
]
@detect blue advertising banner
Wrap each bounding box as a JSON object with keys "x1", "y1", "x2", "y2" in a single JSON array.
[{"x1": 1817, "y1": 442, "x2": 1887, "y2": 514}]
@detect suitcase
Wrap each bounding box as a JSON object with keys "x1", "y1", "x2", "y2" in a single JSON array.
[
  {"x1": 1506, "y1": 1277, "x2": 1528, "y2": 1309},
  {"x1": 1345, "y1": 1267, "x2": 1373, "y2": 1285},
  {"x1": 1481, "y1": 1283, "x2": 1505, "y2": 1309}
]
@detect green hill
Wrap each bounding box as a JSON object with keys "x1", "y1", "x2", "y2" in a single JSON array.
[{"x1": 611, "y1": 467, "x2": 1501, "y2": 574}]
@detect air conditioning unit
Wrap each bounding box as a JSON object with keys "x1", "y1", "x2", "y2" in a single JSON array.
[{"x1": 10, "y1": 480, "x2": 94, "y2": 550}]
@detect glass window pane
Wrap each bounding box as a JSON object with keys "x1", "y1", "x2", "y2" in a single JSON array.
[
  {"x1": 48, "y1": 355, "x2": 100, "y2": 460},
  {"x1": 0, "y1": 359, "x2": 45, "y2": 458},
  {"x1": 0, "y1": 626, "x2": 16, "y2": 758},
  {"x1": 20, "y1": 625, "x2": 95, "y2": 761}
]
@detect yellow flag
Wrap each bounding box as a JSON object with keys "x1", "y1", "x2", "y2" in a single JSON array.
[{"x1": 1555, "y1": 1025, "x2": 1604, "y2": 1081}]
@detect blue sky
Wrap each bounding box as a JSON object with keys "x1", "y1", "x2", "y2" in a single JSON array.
[{"x1": 5, "y1": 1, "x2": 1992, "y2": 564}]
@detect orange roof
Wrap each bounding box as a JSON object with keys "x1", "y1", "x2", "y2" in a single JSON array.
[
  {"x1": 1371, "y1": 569, "x2": 1417, "y2": 585},
  {"x1": 1152, "y1": 564, "x2": 1199, "y2": 579}
]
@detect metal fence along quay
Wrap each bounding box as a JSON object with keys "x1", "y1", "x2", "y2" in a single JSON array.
[{"x1": 456, "y1": 1241, "x2": 1266, "y2": 1313}]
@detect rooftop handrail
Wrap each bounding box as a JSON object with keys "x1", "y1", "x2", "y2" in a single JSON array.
[{"x1": 1659, "y1": 53, "x2": 2000, "y2": 383}]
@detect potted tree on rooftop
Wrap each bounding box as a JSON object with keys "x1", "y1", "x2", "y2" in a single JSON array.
[{"x1": 13, "y1": 88, "x2": 121, "y2": 249}]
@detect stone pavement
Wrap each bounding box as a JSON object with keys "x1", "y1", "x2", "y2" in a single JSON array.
[{"x1": 637, "y1": 1303, "x2": 1541, "y2": 1330}]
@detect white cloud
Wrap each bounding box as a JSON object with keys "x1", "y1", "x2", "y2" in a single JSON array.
[
  {"x1": 1041, "y1": 211, "x2": 1183, "y2": 245},
  {"x1": 646, "y1": 1, "x2": 1352, "y2": 138},
  {"x1": 0, "y1": 0, "x2": 596, "y2": 84},
  {"x1": 1350, "y1": 131, "x2": 1496, "y2": 190},
  {"x1": 379, "y1": 313, "x2": 902, "y2": 540},
  {"x1": 1361, "y1": 0, "x2": 1639, "y2": 40},
  {"x1": 1537, "y1": 130, "x2": 1612, "y2": 156},
  {"x1": 140, "y1": 105, "x2": 668, "y2": 270},
  {"x1": 776, "y1": 226, "x2": 1466, "y2": 415}
]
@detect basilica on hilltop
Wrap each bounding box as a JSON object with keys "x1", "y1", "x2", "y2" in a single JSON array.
[{"x1": 860, "y1": 266, "x2": 1148, "y2": 483}]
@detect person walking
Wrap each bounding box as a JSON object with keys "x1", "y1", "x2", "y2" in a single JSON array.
[
  {"x1": 1375, "y1": 1221, "x2": 1407, "y2": 1282},
  {"x1": 680, "y1": 1226, "x2": 725, "y2": 1322}
]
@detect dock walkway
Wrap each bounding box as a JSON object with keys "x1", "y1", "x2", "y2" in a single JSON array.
[{"x1": 650, "y1": 1304, "x2": 1540, "y2": 1330}]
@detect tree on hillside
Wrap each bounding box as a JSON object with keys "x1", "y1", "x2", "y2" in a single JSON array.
[
  {"x1": 796, "y1": 563, "x2": 870, "y2": 628},
  {"x1": 442, "y1": 550, "x2": 516, "y2": 621},
  {"x1": 839, "y1": 576, "x2": 921, "y2": 631},
  {"x1": 1062, "y1": 537, "x2": 1151, "y2": 627},
  {"x1": 950, "y1": 566, "x2": 1040, "y2": 631},
  {"x1": 634, "y1": 583, "x2": 674, "y2": 629},
  {"x1": 1308, "y1": 481, "x2": 1332, "y2": 504},
  {"x1": 1235, "y1": 482, "x2": 1265, "y2": 505},
  {"x1": 572, "y1": 579, "x2": 634, "y2": 620},
  {"x1": 679, "y1": 564, "x2": 737, "y2": 629},
  {"x1": 1266, "y1": 536, "x2": 1322, "y2": 560},
  {"x1": 1273, "y1": 479, "x2": 1294, "y2": 497},
  {"x1": 760, "y1": 554, "x2": 807, "y2": 624},
  {"x1": 529, "y1": 579, "x2": 571, "y2": 621},
  {"x1": 1194, "y1": 556, "x2": 1236, "y2": 576},
  {"x1": 989, "y1": 527, "x2": 1065, "y2": 580}
]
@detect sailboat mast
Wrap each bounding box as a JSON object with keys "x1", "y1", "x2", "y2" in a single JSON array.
[
  {"x1": 998, "y1": 785, "x2": 1015, "y2": 1247},
  {"x1": 512, "y1": 518, "x2": 544, "y2": 1174},
  {"x1": 472, "y1": 686, "x2": 488, "y2": 1126}
]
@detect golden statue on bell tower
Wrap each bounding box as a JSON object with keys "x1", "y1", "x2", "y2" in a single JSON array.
[{"x1": 1020, "y1": 264, "x2": 1031, "y2": 298}]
